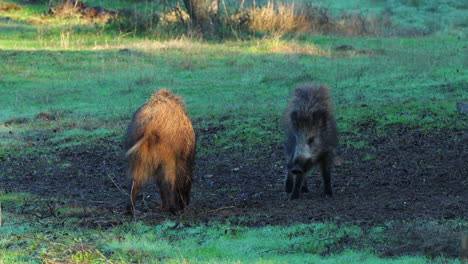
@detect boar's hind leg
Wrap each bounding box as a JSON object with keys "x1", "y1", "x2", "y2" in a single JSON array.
[
  {"x1": 176, "y1": 163, "x2": 192, "y2": 210},
  {"x1": 178, "y1": 175, "x2": 191, "y2": 210},
  {"x1": 320, "y1": 155, "x2": 333, "y2": 197},
  {"x1": 159, "y1": 180, "x2": 170, "y2": 212},
  {"x1": 160, "y1": 163, "x2": 179, "y2": 214},
  {"x1": 302, "y1": 178, "x2": 309, "y2": 193},
  {"x1": 286, "y1": 172, "x2": 308, "y2": 193},
  {"x1": 290, "y1": 173, "x2": 305, "y2": 200},
  {"x1": 285, "y1": 172, "x2": 293, "y2": 193},
  {"x1": 126, "y1": 159, "x2": 147, "y2": 214}
]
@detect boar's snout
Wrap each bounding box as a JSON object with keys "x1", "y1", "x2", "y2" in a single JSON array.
[
  {"x1": 290, "y1": 164, "x2": 304, "y2": 175},
  {"x1": 290, "y1": 153, "x2": 313, "y2": 175}
]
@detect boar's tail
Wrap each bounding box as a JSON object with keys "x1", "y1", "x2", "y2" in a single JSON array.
[{"x1": 126, "y1": 137, "x2": 145, "y2": 157}]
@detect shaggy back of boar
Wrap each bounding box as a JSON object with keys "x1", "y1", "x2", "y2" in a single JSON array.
[
  {"x1": 284, "y1": 84, "x2": 337, "y2": 199},
  {"x1": 125, "y1": 89, "x2": 195, "y2": 214}
]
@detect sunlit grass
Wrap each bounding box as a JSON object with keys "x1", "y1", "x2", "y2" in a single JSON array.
[
  {"x1": 1, "y1": 33, "x2": 466, "y2": 153},
  {"x1": 0, "y1": 211, "x2": 462, "y2": 263},
  {"x1": 2, "y1": 189, "x2": 463, "y2": 263}
]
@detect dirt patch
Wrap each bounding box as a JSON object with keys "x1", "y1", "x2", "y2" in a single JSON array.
[{"x1": 0, "y1": 126, "x2": 466, "y2": 256}]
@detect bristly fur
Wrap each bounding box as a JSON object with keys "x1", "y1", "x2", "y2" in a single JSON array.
[
  {"x1": 285, "y1": 84, "x2": 337, "y2": 151},
  {"x1": 284, "y1": 83, "x2": 338, "y2": 199},
  {"x1": 287, "y1": 84, "x2": 333, "y2": 128},
  {"x1": 125, "y1": 89, "x2": 196, "y2": 214}
]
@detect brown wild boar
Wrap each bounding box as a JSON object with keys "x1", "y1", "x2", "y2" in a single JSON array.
[
  {"x1": 284, "y1": 84, "x2": 337, "y2": 199},
  {"x1": 125, "y1": 89, "x2": 195, "y2": 214}
]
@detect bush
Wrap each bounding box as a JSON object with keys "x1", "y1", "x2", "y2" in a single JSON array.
[{"x1": 107, "y1": 8, "x2": 160, "y2": 35}]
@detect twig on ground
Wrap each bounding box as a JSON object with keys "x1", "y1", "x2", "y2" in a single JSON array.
[
  {"x1": 107, "y1": 173, "x2": 127, "y2": 196},
  {"x1": 107, "y1": 173, "x2": 135, "y2": 219},
  {"x1": 202, "y1": 206, "x2": 236, "y2": 214}
]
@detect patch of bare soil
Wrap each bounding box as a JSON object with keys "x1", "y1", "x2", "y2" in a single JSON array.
[{"x1": 0, "y1": 126, "x2": 466, "y2": 257}]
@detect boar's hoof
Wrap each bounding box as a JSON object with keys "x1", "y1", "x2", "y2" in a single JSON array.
[
  {"x1": 290, "y1": 192, "x2": 301, "y2": 200},
  {"x1": 125, "y1": 203, "x2": 136, "y2": 215},
  {"x1": 285, "y1": 182, "x2": 293, "y2": 193},
  {"x1": 167, "y1": 207, "x2": 179, "y2": 215},
  {"x1": 162, "y1": 203, "x2": 179, "y2": 215}
]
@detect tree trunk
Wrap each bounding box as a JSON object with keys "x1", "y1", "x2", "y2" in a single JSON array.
[{"x1": 183, "y1": 0, "x2": 219, "y2": 36}]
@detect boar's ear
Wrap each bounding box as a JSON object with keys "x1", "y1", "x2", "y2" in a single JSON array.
[
  {"x1": 312, "y1": 110, "x2": 327, "y2": 127},
  {"x1": 290, "y1": 110, "x2": 301, "y2": 127},
  {"x1": 290, "y1": 110, "x2": 298, "y2": 121}
]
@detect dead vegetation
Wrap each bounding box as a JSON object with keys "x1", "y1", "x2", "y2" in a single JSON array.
[
  {"x1": 243, "y1": 1, "x2": 391, "y2": 36},
  {"x1": 47, "y1": 0, "x2": 117, "y2": 22},
  {"x1": 0, "y1": 2, "x2": 21, "y2": 12},
  {"x1": 246, "y1": 2, "x2": 308, "y2": 35},
  {"x1": 41, "y1": 0, "x2": 395, "y2": 37}
]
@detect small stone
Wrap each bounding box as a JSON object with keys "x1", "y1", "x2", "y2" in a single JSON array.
[
  {"x1": 334, "y1": 156, "x2": 343, "y2": 166},
  {"x1": 456, "y1": 102, "x2": 468, "y2": 114},
  {"x1": 204, "y1": 174, "x2": 213, "y2": 179}
]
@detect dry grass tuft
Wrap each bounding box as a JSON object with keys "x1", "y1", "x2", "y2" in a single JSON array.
[
  {"x1": 0, "y1": 2, "x2": 21, "y2": 12},
  {"x1": 233, "y1": 1, "x2": 392, "y2": 37},
  {"x1": 159, "y1": 6, "x2": 190, "y2": 25},
  {"x1": 247, "y1": 1, "x2": 308, "y2": 35}
]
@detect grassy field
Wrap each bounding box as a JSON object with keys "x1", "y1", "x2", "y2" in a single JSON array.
[
  {"x1": 0, "y1": 0, "x2": 467, "y2": 263},
  {"x1": 1, "y1": 35, "x2": 466, "y2": 151}
]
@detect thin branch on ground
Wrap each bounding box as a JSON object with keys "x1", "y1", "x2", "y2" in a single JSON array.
[
  {"x1": 107, "y1": 173, "x2": 127, "y2": 196},
  {"x1": 202, "y1": 206, "x2": 236, "y2": 214}
]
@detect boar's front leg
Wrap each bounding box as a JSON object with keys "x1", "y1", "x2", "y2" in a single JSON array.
[
  {"x1": 290, "y1": 173, "x2": 305, "y2": 200},
  {"x1": 285, "y1": 171, "x2": 294, "y2": 193},
  {"x1": 301, "y1": 177, "x2": 309, "y2": 193},
  {"x1": 286, "y1": 172, "x2": 308, "y2": 193},
  {"x1": 320, "y1": 154, "x2": 333, "y2": 197}
]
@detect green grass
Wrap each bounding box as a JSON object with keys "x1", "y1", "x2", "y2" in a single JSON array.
[
  {"x1": 1, "y1": 195, "x2": 463, "y2": 264},
  {"x1": 1, "y1": 35, "x2": 466, "y2": 152}
]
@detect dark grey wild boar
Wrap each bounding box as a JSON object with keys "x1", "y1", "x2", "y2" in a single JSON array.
[
  {"x1": 125, "y1": 89, "x2": 196, "y2": 214},
  {"x1": 284, "y1": 84, "x2": 337, "y2": 199}
]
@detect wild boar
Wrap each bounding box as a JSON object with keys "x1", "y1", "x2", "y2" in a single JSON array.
[
  {"x1": 125, "y1": 89, "x2": 195, "y2": 214},
  {"x1": 284, "y1": 84, "x2": 337, "y2": 199}
]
